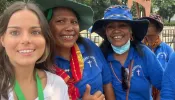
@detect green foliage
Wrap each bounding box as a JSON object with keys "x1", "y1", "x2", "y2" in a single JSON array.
[{"x1": 152, "y1": 0, "x2": 175, "y2": 23}]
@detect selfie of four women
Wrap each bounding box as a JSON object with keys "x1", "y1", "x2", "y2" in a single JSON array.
[{"x1": 0, "y1": 0, "x2": 174, "y2": 100}]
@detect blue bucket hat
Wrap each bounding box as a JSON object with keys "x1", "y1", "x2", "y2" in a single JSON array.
[{"x1": 91, "y1": 5, "x2": 149, "y2": 41}]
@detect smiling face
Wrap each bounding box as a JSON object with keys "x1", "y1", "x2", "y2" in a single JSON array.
[
  {"x1": 105, "y1": 21, "x2": 132, "y2": 47},
  {"x1": 49, "y1": 7, "x2": 79, "y2": 49},
  {"x1": 1, "y1": 9, "x2": 46, "y2": 67}
]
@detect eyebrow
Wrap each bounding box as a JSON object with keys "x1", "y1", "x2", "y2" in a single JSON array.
[
  {"x1": 30, "y1": 26, "x2": 41, "y2": 29},
  {"x1": 7, "y1": 26, "x2": 41, "y2": 29},
  {"x1": 7, "y1": 26, "x2": 20, "y2": 29}
]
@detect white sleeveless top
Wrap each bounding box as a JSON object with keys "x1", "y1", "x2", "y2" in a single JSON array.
[{"x1": 8, "y1": 71, "x2": 69, "y2": 100}]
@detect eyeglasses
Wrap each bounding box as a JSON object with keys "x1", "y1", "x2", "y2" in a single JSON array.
[{"x1": 121, "y1": 67, "x2": 129, "y2": 91}]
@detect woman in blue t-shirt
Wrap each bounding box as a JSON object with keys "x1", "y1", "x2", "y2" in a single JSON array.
[
  {"x1": 142, "y1": 14, "x2": 173, "y2": 69},
  {"x1": 36, "y1": 0, "x2": 115, "y2": 100},
  {"x1": 91, "y1": 5, "x2": 164, "y2": 100}
]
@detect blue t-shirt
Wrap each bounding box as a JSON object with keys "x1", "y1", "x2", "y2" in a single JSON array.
[
  {"x1": 54, "y1": 38, "x2": 111, "y2": 98},
  {"x1": 161, "y1": 52, "x2": 175, "y2": 100},
  {"x1": 107, "y1": 45, "x2": 163, "y2": 100},
  {"x1": 149, "y1": 42, "x2": 173, "y2": 69}
]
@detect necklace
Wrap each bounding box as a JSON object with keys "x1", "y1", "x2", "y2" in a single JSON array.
[{"x1": 14, "y1": 71, "x2": 44, "y2": 100}]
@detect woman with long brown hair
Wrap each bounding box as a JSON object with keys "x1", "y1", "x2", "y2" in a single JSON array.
[{"x1": 0, "y1": 1, "x2": 68, "y2": 100}]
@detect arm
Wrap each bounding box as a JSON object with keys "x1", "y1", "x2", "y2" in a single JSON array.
[
  {"x1": 103, "y1": 83, "x2": 115, "y2": 100},
  {"x1": 97, "y1": 44, "x2": 115, "y2": 100},
  {"x1": 166, "y1": 44, "x2": 174, "y2": 62},
  {"x1": 161, "y1": 52, "x2": 175, "y2": 100},
  {"x1": 143, "y1": 46, "x2": 164, "y2": 90}
]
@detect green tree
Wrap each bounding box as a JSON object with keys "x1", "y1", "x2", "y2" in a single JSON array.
[
  {"x1": 152, "y1": 0, "x2": 175, "y2": 23},
  {"x1": 75, "y1": 0, "x2": 121, "y2": 21}
]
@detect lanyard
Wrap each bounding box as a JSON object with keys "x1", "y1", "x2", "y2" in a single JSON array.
[{"x1": 14, "y1": 72, "x2": 44, "y2": 100}]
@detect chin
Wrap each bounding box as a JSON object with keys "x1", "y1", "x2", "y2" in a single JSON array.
[
  {"x1": 112, "y1": 43, "x2": 125, "y2": 47},
  {"x1": 17, "y1": 59, "x2": 38, "y2": 66}
]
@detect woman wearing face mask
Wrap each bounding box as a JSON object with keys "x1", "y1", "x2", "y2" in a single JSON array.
[
  {"x1": 36, "y1": 0, "x2": 115, "y2": 100},
  {"x1": 91, "y1": 5, "x2": 164, "y2": 100},
  {"x1": 0, "y1": 1, "x2": 68, "y2": 100}
]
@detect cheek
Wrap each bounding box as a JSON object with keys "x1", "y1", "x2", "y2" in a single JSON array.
[
  {"x1": 75, "y1": 26, "x2": 80, "y2": 34},
  {"x1": 3, "y1": 36, "x2": 18, "y2": 50},
  {"x1": 105, "y1": 29, "x2": 111, "y2": 37},
  {"x1": 37, "y1": 38, "x2": 46, "y2": 50}
]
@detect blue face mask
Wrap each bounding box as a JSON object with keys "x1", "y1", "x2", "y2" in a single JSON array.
[{"x1": 111, "y1": 40, "x2": 130, "y2": 54}]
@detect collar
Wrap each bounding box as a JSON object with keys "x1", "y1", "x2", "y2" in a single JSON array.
[
  {"x1": 55, "y1": 43, "x2": 85, "y2": 60},
  {"x1": 107, "y1": 46, "x2": 136, "y2": 67}
]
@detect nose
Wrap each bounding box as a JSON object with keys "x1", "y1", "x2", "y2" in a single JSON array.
[
  {"x1": 20, "y1": 31, "x2": 31, "y2": 45},
  {"x1": 65, "y1": 22, "x2": 74, "y2": 32}
]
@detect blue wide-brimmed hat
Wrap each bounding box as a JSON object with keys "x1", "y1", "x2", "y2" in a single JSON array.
[{"x1": 91, "y1": 5, "x2": 149, "y2": 41}]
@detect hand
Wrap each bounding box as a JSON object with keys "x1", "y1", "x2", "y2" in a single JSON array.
[{"x1": 82, "y1": 84, "x2": 105, "y2": 100}]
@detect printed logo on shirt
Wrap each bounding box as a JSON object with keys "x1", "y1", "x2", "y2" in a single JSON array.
[
  {"x1": 132, "y1": 65, "x2": 143, "y2": 77},
  {"x1": 157, "y1": 52, "x2": 167, "y2": 60},
  {"x1": 84, "y1": 56, "x2": 99, "y2": 68}
]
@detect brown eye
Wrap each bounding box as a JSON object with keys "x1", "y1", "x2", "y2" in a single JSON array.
[
  {"x1": 72, "y1": 20, "x2": 78, "y2": 25},
  {"x1": 56, "y1": 20, "x2": 65, "y2": 24},
  {"x1": 32, "y1": 30, "x2": 41, "y2": 35}
]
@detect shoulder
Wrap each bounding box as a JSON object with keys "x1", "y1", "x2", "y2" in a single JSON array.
[
  {"x1": 45, "y1": 71, "x2": 67, "y2": 88},
  {"x1": 79, "y1": 37, "x2": 102, "y2": 54},
  {"x1": 140, "y1": 44, "x2": 154, "y2": 55},
  {"x1": 164, "y1": 52, "x2": 175, "y2": 74},
  {"x1": 168, "y1": 52, "x2": 175, "y2": 61},
  {"x1": 161, "y1": 42, "x2": 173, "y2": 49},
  {"x1": 42, "y1": 71, "x2": 69, "y2": 99},
  {"x1": 81, "y1": 37, "x2": 98, "y2": 47}
]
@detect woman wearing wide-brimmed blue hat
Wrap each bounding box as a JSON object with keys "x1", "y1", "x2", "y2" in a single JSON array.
[
  {"x1": 35, "y1": 0, "x2": 115, "y2": 100},
  {"x1": 91, "y1": 5, "x2": 164, "y2": 100}
]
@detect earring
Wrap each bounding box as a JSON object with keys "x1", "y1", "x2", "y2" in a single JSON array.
[{"x1": 130, "y1": 36, "x2": 134, "y2": 41}]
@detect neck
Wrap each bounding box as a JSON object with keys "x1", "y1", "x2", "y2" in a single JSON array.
[
  {"x1": 14, "y1": 64, "x2": 36, "y2": 84},
  {"x1": 113, "y1": 50, "x2": 129, "y2": 66},
  {"x1": 56, "y1": 46, "x2": 71, "y2": 61}
]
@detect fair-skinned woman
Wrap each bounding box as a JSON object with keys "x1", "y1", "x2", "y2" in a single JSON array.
[
  {"x1": 0, "y1": 1, "x2": 68, "y2": 100},
  {"x1": 91, "y1": 5, "x2": 164, "y2": 100},
  {"x1": 36, "y1": 0, "x2": 115, "y2": 100}
]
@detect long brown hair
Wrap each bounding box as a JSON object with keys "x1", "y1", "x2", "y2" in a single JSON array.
[{"x1": 0, "y1": 1, "x2": 55, "y2": 98}]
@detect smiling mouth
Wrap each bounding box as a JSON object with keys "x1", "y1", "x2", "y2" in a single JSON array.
[
  {"x1": 113, "y1": 35, "x2": 123, "y2": 39},
  {"x1": 63, "y1": 36, "x2": 74, "y2": 39},
  {"x1": 18, "y1": 49, "x2": 35, "y2": 54}
]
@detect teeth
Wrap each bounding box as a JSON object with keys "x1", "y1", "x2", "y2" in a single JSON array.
[
  {"x1": 114, "y1": 36, "x2": 122, "y2": 39},
  {"x1": 63, "y1": 36, "x2": 73, "y2": 39},
  {"x1": 19, "y1": 50, "x2": 34, "y2": 53}
]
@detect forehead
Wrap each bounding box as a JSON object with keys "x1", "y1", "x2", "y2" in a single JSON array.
[
  {"x1": 8, "y1": 9, "x2": 40, "y2": 27},
  {"x1": 52, "y1": 7, "x2": 77, "y2": 18},
  {"x1": 107, "y1": 21, "x2": 130, "y2": 25}
]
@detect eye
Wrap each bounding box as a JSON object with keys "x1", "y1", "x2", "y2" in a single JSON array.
[
  {"x1": 119, "y1": 24, "x2": 129, "y2": 28},
  {"x1": 106, "y1": 24, "x2": 115, "y2": 29},
  {"x1": 10, "y1": 31, "x2": 19, "y2": 36},
  {"x1": 56, "y1": 20, "x2": 65, "y2": 23},
  {"x1": 32, "y1": 30, "x2": 41, "y2": 35},
  {"x1": 72, "y1": 20, "x2": 78, "y2": 25}
]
